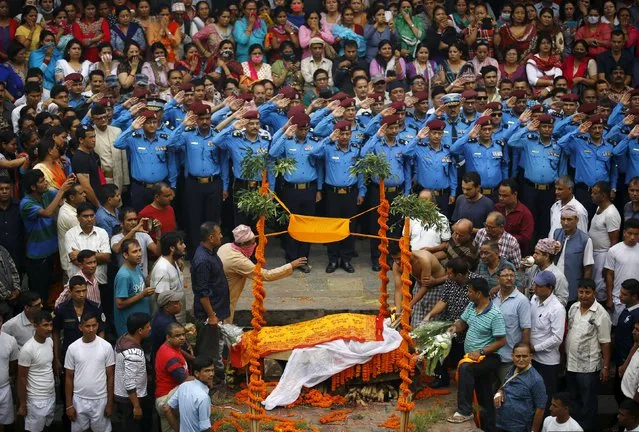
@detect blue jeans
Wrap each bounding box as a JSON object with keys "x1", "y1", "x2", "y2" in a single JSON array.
[{"x1": 567, "y1": 371, "x2": 600, "y2": 432}]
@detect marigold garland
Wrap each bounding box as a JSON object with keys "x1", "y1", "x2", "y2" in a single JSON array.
[
  {"x1": 318, "y1": 409, "x2": 353, "y2": 424},
  {"x1": 377, "y1": 178, "x2": 391, "y2": 317},
  {"x1": 397, "y1": 217, "x2": 416, "y2": 417},
  {"x1": 330, "y1": 348, "x2": 403, "y2": 390},
  {"x1": 414, "y1": 387, "x2": 451, "y2": 400}
]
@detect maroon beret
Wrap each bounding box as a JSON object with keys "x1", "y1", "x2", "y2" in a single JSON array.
[
  {"x1": 561, "y1": 93, "x2": 579, "y2": 102},
  {"x1": 476, "y1": 116, "x2": 492, "y2": 126},
  {"x1": 630, "y1": 88, "x2": 639, "y2": 97},
  {"x1": 588, "y1": 114, "x2": 604, "y2": 124},
  {"x1": 189, "y1": 101, "x2": 211, "y2": 115},
  {"x1": 237, "y1": 93, "x2": 254, "y2": 102},
  {"x1": 65, "y1": 73, "x2": 83, "y2": 82},
  {"x1": 486, "y1": 102, "x2": 502, "y2": 110},
  {"x1": 139, "y1": 110, "x2": 157, "y2": 120},
  {"x1": 329, "y1": 92, "x2": 349, "y2": 101},
  {"x1": 381, "y1": 114, "x2": 400, "y2": 126},
  {"x1": 278, "y1": 86, "x2": 299, "y2": 100},
  {"x1": 426, "y1": 119, "x2": 445, "y2": 130},
  {"x1": 537, "y1": 114, "x2": 554, "y2": 124},
  {"x1": 511, "y1": 90, "x2": 526, "y2": 99},
  {"x1": 461, "y1": 90, "x2": 477, "y2": 99},
  {"x1": 97, "y1": 98, "x2": 112, "y2": 107},
  {"x1": 287, "y1": 105, "x2": 306, "y2": 118},
  {"x1": 244, "y1": 110, "x2": 260, "y2": 120},
  {"x1": 339, "y1": 98, "x2": 355, "y2": 108},
  {"x1": 368, "y1": 93, "x2": 385, "y2": 103},
  {"x1": 578, "y1": 103, "x2": 597, "y2": 114},
  {"x1": 390, "y1": 101, "x2": 405, "y2": 111},
  {"x1": 412, "y1": 91, "x2": 429, "y2": 103},
  {"x1": 180, "y1": 83, "x2": 194, "y2": 92},
  {"x1": 335, "y1": 120, "x2": 352, "y2": 131},
  {"x1": 132, "y1": 88, "x2": 150, "y2": 98},
  {"x1": 290, "y1": 112, "x2": 310, "y2": 127},
  {"x1": 530, "y1": 104, "x2": 544, "y2": 113}
]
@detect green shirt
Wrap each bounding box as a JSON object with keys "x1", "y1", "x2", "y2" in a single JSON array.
[{"x1": 460, "y1": 301, "x2": 506, "y2": 354}]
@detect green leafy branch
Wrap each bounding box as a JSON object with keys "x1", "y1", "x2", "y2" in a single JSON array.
[
  {"x1": 389, "y1": 194, "x2": 446, "y2": 232},
  {"x1": 349, "y1": 153, "x2": 392, "y2": 182},
  {"x1": 235, "y1": 189, "x2": 289, "y2": 226},
  {"x1": 240, "y1": 147, "x2": 296, "y2": 180}
]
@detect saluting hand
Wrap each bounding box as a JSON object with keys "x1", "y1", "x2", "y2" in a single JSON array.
[
  {"x1": 630, "y1": 125, "x2": 639, "y2": 139},
  {"x1": 183, "y1": 112, "x2": 198, "y2": 127},
  {"x1": 329, "y1": 129, "x2": 340, "y2": 142},
  {"x1": 468, "y1": 124, "x2": 481, "y2": 139},
  {"x1": 284, "y1": 124, "x2": 297, "y2": 138},
  {"x1": 578, "y1": 121, "x2": 592, "y2": 134},
  {"x1": 417, "y1": 126, "x2": 430, "y2": 140},
  {"x1": 527, "y1": 119, "x2": 540, "y2": 132},
  {"x1": 623, "y1": 114, "x2": 635, "y2": 126},
  {"x1": 174, "y1": 90, "x2": 185, "y2": 105},
  {"x1": 233, "y1": 119, "x2": 249, "y2": 130},
  {"x1": 376, "y1": 123, "x2": 388, "y2": 137},
  {"x1": 132, "y1": 116, "x2": 146, "y2": 130}
]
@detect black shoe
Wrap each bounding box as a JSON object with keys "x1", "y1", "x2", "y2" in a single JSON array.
[
  {"x1": 341, "y1": 261, "x2": 355, "y2": 273},
  {"x1": 326, "y1": 262, "x2": 338, "y2": 273},
  {"x1": 352, "y1": 250, "x2": 359, "y2": 258},
  {"x1": 372, "y1": 262, "x2": 381, "y2": 271},
  {"x1": 298, "y1": 264, "x2": 311, "y2": 273}
]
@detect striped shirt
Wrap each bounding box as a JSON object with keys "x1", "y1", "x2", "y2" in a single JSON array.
[
  {"x1": 460, "y1": 301, "x2": 506, "y2": 354},
  {"x1": 19, "y1": 191, "x2": 58, "y2": 259},
  {"x1": 474, "y1": 229, "x2": 522, "y2": 268}
]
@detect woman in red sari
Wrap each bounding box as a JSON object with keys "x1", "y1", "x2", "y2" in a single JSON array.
[
  {"x1": 498, "y1": 4, "x2": 536, "y2": 59},
  {"x1": 561, "y1": 39, "x2": 597, "y2": 89},
  {"x1": 72, "y1": 0, "x2": 110, "y2": 62}
]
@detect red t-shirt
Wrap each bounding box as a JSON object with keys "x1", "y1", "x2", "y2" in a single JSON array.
[
  {"x1": 139, "y1": 204, "x2": 176, "y2": 241},
  {"x1": 154, "y1": 343, "x2": 188, "y2": 397}
]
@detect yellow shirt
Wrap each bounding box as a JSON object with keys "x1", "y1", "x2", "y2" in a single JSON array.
[{"x1": 15, "y1": 25, "x2": 41, "y2": 57}]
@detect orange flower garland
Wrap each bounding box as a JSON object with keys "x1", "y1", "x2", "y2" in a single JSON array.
[
  {"x1": 414, "y1": 387, "x2": 451, "y2": 400},
  {"x1": 330, "y1": 348, "x2": 403, "y2": 390},
  {"x1": 396, "y1": 217, "x2": 415, "y2": 417},
  {"x1": 318, "y1": 409, "x2": 353, "y2": 424},
  {"x1": 377, "y1": 178, "x2": 391, "y2": 318}
]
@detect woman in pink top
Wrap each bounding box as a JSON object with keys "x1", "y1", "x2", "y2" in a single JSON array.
[
  {"x1": 575, "y1": 5, "x2": 611, "y2": 57},
  {"x1": 299, "y1": 11, "x2": 334, "y2": 59}
]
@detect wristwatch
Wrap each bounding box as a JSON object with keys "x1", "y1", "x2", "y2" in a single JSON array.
[{"x1": 479, "y1": 348, "x2": 486, "y2": 356}]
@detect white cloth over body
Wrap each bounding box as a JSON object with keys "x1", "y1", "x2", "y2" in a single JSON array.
[{"x1": 262, "y1": 320, "x2": 402, "y2": 410}]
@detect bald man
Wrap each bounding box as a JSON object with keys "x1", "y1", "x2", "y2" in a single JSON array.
[
  {"x1": 437, "y1": 218, "x2": 479, "y2": 270},
  {"x1": 391, "y1": 241, "x2": 447, "y2": 326}
]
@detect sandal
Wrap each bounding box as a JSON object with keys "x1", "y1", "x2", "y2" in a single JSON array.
[{"x1": 446, "y1": 412, "x2": 474, "y2": 423}]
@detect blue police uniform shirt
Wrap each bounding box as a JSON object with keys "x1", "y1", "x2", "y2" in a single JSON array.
[
  {"x1": 163, "y1": 99, "x2": 188, "y2": 128},
  {"x1": 557, "y1": 129, "x2": 618, "y2": 187},
  {"x1": 411, "y1": 138, "x2": 457, "y2": 193},
  {"x1": 68, "y1": 93, "x2": 87, "y2": 109},
  {"x1": 508, "y1": 127, "x2": 567, "y2": 184},
  {"x1": 404, "y1": 112, "x2": 428, "y2": 132},
  {"x1": 357, "y1": 111, "x2": 374, "y2": 127},
  {"x1": 113, "y1": 125, "x2": 177, "y2": 185},
  {"x1": 210, "y1": 106, "x2": 230, "y2": 128},
  {"x1": 612, "y1": 135, "x2": 639, "y2": 182},
  {"x1": 170, "y1": 124, "x2": 230, "y2": 190},
  {"x1": 360, "y1": 134, "x2": 415, "y2": 194},
  {"x1": 449, "y1": 134, "x2": 509, "y2": 188},
  {"x1": 212, "y1": 126, "x2": 275, "y2": 186},
  {"x1": 606, "y1": 122, "x2": 633, "y2": 176},
  {"x1": 316, "y1": 137, "x2": 366, "y2": 197},
  {"x1": 258, "y1": 102, "x2": 288, "y2": 132},
  {"x1": 269, "y1": 134, "x2": 322, "y2": 184}
]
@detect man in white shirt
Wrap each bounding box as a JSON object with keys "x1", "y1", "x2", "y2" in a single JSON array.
[
  {"x1": 588, "y1": 181, "x2": 621, "y2": 302},
  {"x1": 0, "y1": 313, "x2": 18, "y2": 428},
  {"x1": 530, "y1": 271, "x2": 566, "y2": 412},
  {"x1": 605, "y1": 218, "x2": 639, "y2": 325},
  {"x1": 300, "y1": 38, "x2": 333, "y2": 87},
  {"x1": 149, "y1": 232, "x2": 186, "y2": 321},
  {"x1": 58, "y1": 184, "x2": 87, "y2": 279},
  {"x1": 548, "y1": 176, "x2": 589, "y2": 237},
  {"x1": 64, "y1": 202, "x2": 111, "y2": 285},
  {"x1": 410, "y1": 189, "x2": 451, "y2": 252},
  {"x1": 64, "y1": 312, "x2": 115, "y2": 432},
  {"x1": 17, "y1": 311, "x2": 56, "y2": 432},
  {"x1": 542, "y1": 392, "x2": 583, "y2": 432},
  {"x1": 565, "y1": 279, "x2": 611, "y2": 431},
  {"x1": 1, "y1": 292, "x2": 41, "y2": 348}
]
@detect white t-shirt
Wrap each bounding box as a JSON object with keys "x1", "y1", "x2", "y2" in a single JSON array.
[
  {"x1": 409, "y1": 213, "x2": 451, "y2": 251},
  {"x1": 542, "y1": 416, "x2": 583, "y2": 431},
  {"x1": 588, "y1": 205, "x2": 621, "y2": 252},
  {"x1": 64, "y1": 336, "x2": 115, "y2": 399},
  {"x1": 149, "y1": 256, "x2": 183, "y2": 295},
  {"x1": 111, "y1": 232, "x2": 153, "y2": 277},
  {"x1": 604, "y1": 242, "x2": 639, "y2": 301},
  {"x1": 18, "y1": 338, "x2": 54, "y2": 399},
  {"x1": 0, "y1": 332, "x2": 19, "y2": 388}
]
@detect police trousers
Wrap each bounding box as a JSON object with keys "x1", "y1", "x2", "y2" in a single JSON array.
[
  {"x1": 281, "y1": 182, "x2": 317, "y2": 262},
  {"x1": 185, "y1": 175, "x2": 222, "y2": 251},
  {"x1": 324, "y1": 185, "x2": 358, "y2": 263}
]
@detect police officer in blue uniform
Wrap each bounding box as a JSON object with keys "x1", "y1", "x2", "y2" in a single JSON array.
[
  {"x1": 113, "y1": 110, "x2": 178, "y2": 210},
  {"x1": 259, "y1": 86, "x2": 303, "y2": 132},
  {"x1": 313, "y1": 98, "x2": 369, "y2": 147},
  {"x1": 317, "y1": 120, "x2": 366, "y2": 273},
  {"x1": 163, "y1": 83, "x2": 195, "y2": 128},
  {"x1": 449, "y1": 116, "x2": 509, "y2": 201},
  {"x1": 212, "y1": 110, "x2": 275, "y2": 227},
  {"x1": 170, "y1": 101, "x2": 229, "y2": 251},
  {"x1": 508, "y1": 114, "x2": 567, "y2": 239},
  {"x1": 410, "y1": 119, "x2": 457, "y2": 216},
  {"x1": 557, "y1": 114, "x2": 619, "y2": 218},
  {"x1": 404, "y1": 91, "x2": 429, "y2": 132},
  {"x1": 361, "y1": 114, "x2": 415, "y2": 271},
  {"x1": 269, "y1": 112, "x2": 323, "y2": 273},
  {"x1": 611, "y1": 120, "x2": 639, "y2": 198}
]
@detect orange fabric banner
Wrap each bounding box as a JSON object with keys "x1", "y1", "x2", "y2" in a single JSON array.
[
  {"x1": 232, "y1": 313, "x2": 384, "y2": 368},
  {"x1": 287, "y1": 214, "x2": 351, "y2": 243}
]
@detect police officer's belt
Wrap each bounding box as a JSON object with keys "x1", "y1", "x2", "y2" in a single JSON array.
[
  {"x1": 575, "y1": 182, "x2": 592, "y2": 192},
  {"x1": 326, "y1": 185, "x2": 354, "y2": 194},
  {"x1": 284, "y1": 181, "x2": 312, "y2": 190},
  {"x1": 189, "y1": 174, "x2": 220, "y2": 184},
  {"x1": 481, "y1": 188, "x2": 494, "y2": 195},
  {"x1": 234, "y1": 179, "x2": 260, "y2": 189},
  {"x1": 525, "y1": 179, "x2": 552, "y2": 191},
  {"x1": 133, "y1": 179, "x2": 156, "y2": 188},
  {"x1": 372, "y1": 183, "x2": 403, "y2": 193},
  {"x1": 429, "y1": 188, "x2": 447, "y2": 196}
]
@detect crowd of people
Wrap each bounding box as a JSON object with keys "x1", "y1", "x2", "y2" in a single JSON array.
[{"x1": 2, "y1": 0, "x2": 639, "y2": 430}]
